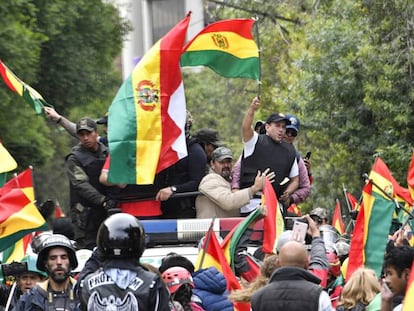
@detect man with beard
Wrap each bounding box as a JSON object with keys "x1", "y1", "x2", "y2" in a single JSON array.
[
  {"x1": 13, "y1": 234, "x2": 80, "y2": 311},
  {"x1": 195, "y1": 146, "x2": 274, "y2": 218}
]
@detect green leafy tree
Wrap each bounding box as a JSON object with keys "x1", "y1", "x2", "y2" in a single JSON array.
[{"x1": 0, "y1": 0, "x2": 129, "y2": 211}]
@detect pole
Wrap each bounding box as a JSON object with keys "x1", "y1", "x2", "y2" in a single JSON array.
[
  {"x1": 253, "y1": 16, "x2": 262, "y2": 99},
  {"x1": 197, "y1": 216, "x2": 216, "y2": 270},
  {"x1": 342, "y1": 184, "x2": 352, "y2": 213}
]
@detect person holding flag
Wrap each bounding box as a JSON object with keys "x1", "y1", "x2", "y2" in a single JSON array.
[
  {"x1": 239, "y1": 97, "x2": 299, "y2": 217},
  {"x1": 66, "y1": 117, "x2": 109, "y2": 250}
]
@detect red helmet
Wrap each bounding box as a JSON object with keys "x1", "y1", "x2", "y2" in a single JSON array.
[
  {"x1": 326, "y1": 251, "x2": 341, "y2": 277},
  {"x1": 161, "y1": 266, "x2": 194, "y2": 294}
]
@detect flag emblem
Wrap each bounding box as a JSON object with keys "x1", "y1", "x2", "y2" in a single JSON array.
[
  {"x1": 136, "y1": 80, "x2": 159, "y2": 111},
  {"x1": 212, "y1": 34, "x2": 229, "y2": 49}
]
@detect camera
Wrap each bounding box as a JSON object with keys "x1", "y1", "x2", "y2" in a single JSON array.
[{"x1": 1, "y1": 262, "x2": 28, "y2": 277}]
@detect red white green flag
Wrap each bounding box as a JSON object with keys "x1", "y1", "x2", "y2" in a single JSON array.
[
  {"x1": 346, "y1": 158, "x2": 396, "y2": 279},
  {"x1": 108, "y1": 15, "x2": 190, "y2": 184},
  {"x1": 332, "y1": 199, "x2": 345, "y2": 235},
  {"x1": 0, "y1": 60, "x2": 51, "y2": 114},
  {"x1": 181, "y1": 19, "x2": 259, "y2": 79}
]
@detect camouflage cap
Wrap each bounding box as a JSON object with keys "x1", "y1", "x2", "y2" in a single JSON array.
[{"x1": 212, "y1": 147, "x2": 233, "y2": 162}]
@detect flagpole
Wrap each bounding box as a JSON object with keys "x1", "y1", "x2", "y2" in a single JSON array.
[
  {"x1": 362, "y1": 173, "x2": 414, "y2": 221},
  {"x1": 342, "y1": 184, "x2": 352, "y2": 213},
  {"x1": 197, "y1": 216, "x2": 216, "y2": 270},
  {"x1": 253, "y1": 16, "x2": 262, "y2": 99}
]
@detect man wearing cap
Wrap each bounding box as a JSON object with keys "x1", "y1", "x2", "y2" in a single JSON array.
[
  {"x1": 66, "y1": 117, "x2": 109, "y2": 249},
  {"x1": 240, "y1": 97, "x2": 299, "y2": 216},
  {"x1": 280, "y1": 114, "x2": 311, "y2": 209},
  {"x1": 43, "y1": 107, "x2": 108, "y2": 146},
  {"x1": 13, "y1": 234, "x2": 80, "y2": 311},
  {"x1": 195, "y1": 146, "x2": 274, "y2": 218},
  {"x1": 193, "y1": 128, "x2": 224, "y2": 171}
]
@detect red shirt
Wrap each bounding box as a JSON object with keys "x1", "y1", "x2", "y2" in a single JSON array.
[{"x1": 102, "y1": 156, "x2": 161, "y2": 217}]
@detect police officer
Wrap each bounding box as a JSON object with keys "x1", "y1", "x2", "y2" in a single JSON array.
[
  {"x1": 13, "y1": 234, "x2": 80, "y2": 311},
  {"x1": 66, "y1": 117, "x2": 109, "y2": 249},
  {"x1": 77, "y1": 213, "x2": 170, "y2": 311}
]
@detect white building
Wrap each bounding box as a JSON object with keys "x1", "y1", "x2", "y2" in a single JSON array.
[{"x1": 111, "y1": 0, "x2": 205, "y2": 79}]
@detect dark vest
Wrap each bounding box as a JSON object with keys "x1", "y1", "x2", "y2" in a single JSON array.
[
  {"x1": 251, "y1": 267, "x2": 322, "y2": 311},
  {"x1": 240, "y1": 135, "x2": 296, "y2": 197},
  {"x1": 68, "y1": 143, "x2": 108, "y2": 208},
  {"x1": 79, "y1": 267, "x2": 165, "y2": 311}
]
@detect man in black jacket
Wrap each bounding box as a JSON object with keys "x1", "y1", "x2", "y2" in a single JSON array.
[
  {"x1": 251, "y1": 240, "x2": 333, "y2": 311},
  {"x1": 66, "y1": 117, "x2": 109, "y2": 249}
]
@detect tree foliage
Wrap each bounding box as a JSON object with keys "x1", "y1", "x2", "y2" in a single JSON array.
[
  {"x1": 1, "y1": 0, "x2": 413, "y2": 219},
  {"x1": 0, "y1": 0, "x2": 129, "y2": 211}
]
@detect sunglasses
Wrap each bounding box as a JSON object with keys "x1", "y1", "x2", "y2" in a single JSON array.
[{"x1": 286, "y1": 129, "x2": 298, "y2": 137}]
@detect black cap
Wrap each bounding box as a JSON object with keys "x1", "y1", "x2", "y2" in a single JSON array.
[
  {"x1": 76, "y1": 117, "x2": 97, "y2": 133},
  {"x1": 194, "y1": 128, "x2": 224, "y2": 146},
  {"x1": 266, "y1": 113, "x2": 289, "y2": 124},
  {"x1": 96, "y1": 115, "x2": 108, "y2": 125}
]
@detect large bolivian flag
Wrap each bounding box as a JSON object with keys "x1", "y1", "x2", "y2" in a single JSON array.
[
  {"x1": 181, "y1": 18, "x2": 259, "y2": 79},
  {"x1": 108, "y1": 15, "x2": 190, "y2": 185},
  {"x1": 0, "y1": 60, "x2": 51, "y2": 114},
  {"x1": 0, "y1": 168, "x2": 47, "y2": 252},
  {"x1": 346, "y1": 157, "x2": 395, "y2": 279}
]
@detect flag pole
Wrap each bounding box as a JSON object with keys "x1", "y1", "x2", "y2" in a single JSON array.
[
  {"x1": 342, "y1": 184, "x2": 352, "y2": 213},
  {"x1": 362, "y1": 173, "x2": 414, "y2": 220},
  {"x1": 197, "y1": 216, "x2": 216, "y2": 270},
  {"x1": 253, "y1": 16, "x2": 262, "y2": 99}
]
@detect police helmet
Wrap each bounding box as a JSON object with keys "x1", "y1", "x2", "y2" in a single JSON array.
[
  {"x1": 36, "y1": 234, "x2": 78, "y2": 272},
  {"x1": 97, "y1": 213, "x2": 146, "y2": 259},
  {"x1": 21, "y1": 254, "x2": 48, "y2": 278}
]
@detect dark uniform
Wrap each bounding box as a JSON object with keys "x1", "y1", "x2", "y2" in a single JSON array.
[
  {"x1": 77, "y1": 213, "x2": 170, "y2": 311},
  {"x1": 66, "y1": 140, "x2": 109, "y2": 249}
]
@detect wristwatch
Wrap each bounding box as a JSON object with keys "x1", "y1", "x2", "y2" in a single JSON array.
[{"x1": 170, "y1": 186, "x2": 177, "y2": 193}]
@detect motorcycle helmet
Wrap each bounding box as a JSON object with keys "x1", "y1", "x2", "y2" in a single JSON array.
[
  {"x1": 97, "y1": 213, "x2": 146, "y2": 259},
  {"x1": 36, "y1": 234, "x2": 78, "y2": 272},
  {"x1": 162, "y1": 266, "x2": 194, "y2": 294}
]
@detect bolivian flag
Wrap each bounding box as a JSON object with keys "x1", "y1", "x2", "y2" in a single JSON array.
[
  {"x1": 332, "y1": 199, "x2": 345, "y2": 235},
  {"x1": 181, "y1": 18, "x2": 259, "y2": 80},
  {"x1": 0, "y1": 60, "x2": 51, "y2": 114},
  {"x1": 108, "y1": 15, "x2": 190, "y2": 185},
  {"x1": 0, "y1": 141, "x2": 17, "y2": 187},
  {"x1": 0, "y1": 168, "x2": 47, "y2": 252},
  {"x1": 346, "y1": 157, "x2": 396, "y2": 279},
  {"x1": 261, "y1": 177, "x2": 284, "y2": 254},
  {"x1": 195, "y1": 224, "x2": 251, "y2": 311}
]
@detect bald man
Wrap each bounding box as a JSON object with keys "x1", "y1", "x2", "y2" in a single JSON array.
[{"x1": 251, "y1": 241, "x2": 333, "y2": 311}]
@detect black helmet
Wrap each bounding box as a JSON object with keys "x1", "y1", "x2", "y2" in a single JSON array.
[
  {"x1": 36, "y1": 234, "x2": 78, "y2": 272},
  {"x1": 97, "y1": 213, "x2": 146, "y2": 259}
]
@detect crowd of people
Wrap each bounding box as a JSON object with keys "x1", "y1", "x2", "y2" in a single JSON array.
[
  {"x1": 0, "y1": 97, "x2": 412, "y2": 310},
  {"x1": 0, "y1": 209, "x2": 412, "y2": 310}
]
